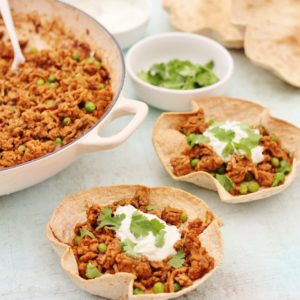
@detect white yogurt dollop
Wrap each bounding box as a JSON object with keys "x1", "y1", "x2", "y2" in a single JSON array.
[
  {"x1": 61, "y1": 0, "x2": 147, "y2": 33},
  {"x1": 203, "y1": 121, "x2": 264, "y2": 164},
  {"x1": 115, "y1": 205, "x2": 181, "y2": 261}
]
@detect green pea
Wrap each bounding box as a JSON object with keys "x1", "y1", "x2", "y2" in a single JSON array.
[
  {"x1": 94, "y1": 60, "x2": 102, "y2": 68},
  {"x1": 27, "y1": 47, "x2": 38, "y2": 54},
  {"x1": 48, "y1": 82, "x2": 58, "y2": 89},
  {"x1": 187, "y1": 134, "x2": 195, "y2": 144},
  {"x1": 207, "y1": 119, "x2": 215, "y2": 126},
  {"x1": 239, "y1": 183, "x2": 248, "y2": 195},
  {"x1": 153, "y1": 282, "x2": 165, "y2": 294},
  {"x1": 180, "y1": 211, "x2": 188, "y2": 223},
  {"x1": 174, "y1": 283, "x2": 181, "y2": 292},
  {"x1": 247, "y1": 181, "x2": 260, "y2": 193},
  {"x1": 71, "y1": 51, "x2": 81, "y2": 61},
  {"x1": 85, "y1": 57, "x2": 96, "y2": 63},
  {"x1": 85, "y1": 102, "x2": 96, "y2": 113},
  {"x1": 216, "y1": 165, "x2": 226, "y2": 174},
  {"x1": 271, "y1": 134, "x2": 278, "y2": 142},
  {"x1": 55, "y1": 137, "x2": 62, "y2": 145},
  {"x1": 98, "y1": 83, "x2": 105, "y2": 90},
  {"x1": 74, "y1": 235, "x2": 81, "y2": 246},
  {"x1": 46, "y1": 100, "x2": 55, "y2": 106},
  {"x1": 37, "y1": 79, "x2": 45, "y2": 86},
  {"x1": 98, "y1": 243, "x2": 107, "y2": 253},
  {"x1": 271, "y1": 157, "x2": 280, "y2": 167},
  {"x1": 63, "y1": 117, "x2": 71, "y2": 126},
  {"x1": 17, "y1": 145, "x2": 26, "y2": 153},
  {"x1": 244, "y1": 172, "x2": 254, "y2": 181},
  {"x1": 190, "y1": 158, "x2": 199, "y2": 168},
  {"x1": 133, "y1": 288, "x2": 144, "y2": 295},
  {"x1": 48, "y1": 75, "x2": 56, "y2": 83}
]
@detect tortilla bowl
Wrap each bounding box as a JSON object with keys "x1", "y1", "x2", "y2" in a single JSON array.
[
  {"x1": 47, "y1": 185, "x2": 223, "y2": 299},
  {"x1": 152, "y1": 97, "x2": 300, "y2": 204}
]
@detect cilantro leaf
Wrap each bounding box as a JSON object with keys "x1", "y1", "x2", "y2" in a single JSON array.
[
  {"x1": 216, "y1": 174, "x2": 234, "y2": 191},
  {"x1": 130, "y1": 211, "x2": 153, "y2": 238},
  {"x1": 122, "y1": 239, "x2": 140, "y2": 258},
  {"x1": 187, "y1": 134, "x2": 210, "y2": 147},
  {"x1": 222, "y1": 142, "x2": 234, "y2": 157},
  {"x1": 146, "y1": 205, "x2": 158, "y2": 211},
  {"x1": 138, "y1": 59, "x2": 219, "y2": 90},
  {"x1": 277, "y1": 160, "x2": 291, "y2": 174},
  {"x1": 130, "y1": 211, "x2": 165, "y2": 239},
  {"x1": 155, "y1": 230, "x2": 166, "y2": 248},
  {"x1": 233, "y1": 142, "x2": 252, "y2": 157},
  {"x1": 80, "y1": 227, "x2": 95, "y2": 239},
  {"x1": 210, "y1": 127, "x2": 235, "y2": 142},
  {"x1": 272, "y1": 172, "x2": 285, "y2": 187},
  {"x1": 239, "y1": 133, "x2": 261, "y2": 149},
  {"x1": 85, "y1": 263, "x2": 102, "y2": 279},
  {"x1": 169, "y1": 250, "x2": 185, "y2": 269},
  {"x1": 97, "y1": 207, "x2": 125, "y2": 230}
]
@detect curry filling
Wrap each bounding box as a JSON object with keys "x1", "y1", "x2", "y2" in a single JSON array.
[
  {"x1": 72, "y1": 188, "x2": 215, "y2": 295},
  {"x1": 171, "y1": 110, "x2": 293, "y2": 195}
]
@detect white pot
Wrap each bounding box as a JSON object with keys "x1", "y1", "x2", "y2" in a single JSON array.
[{"x1": 0, "y1": 0, "x2": 148, "y2": 196}]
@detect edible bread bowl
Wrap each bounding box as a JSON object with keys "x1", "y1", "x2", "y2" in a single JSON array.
[
  {"x1": 47, "y1": 185, "x2": 223, "y2": 299},
  {"x1": 0, "y1": 0, "x2": 148, "y2": 195},
  {"x1": 153, "y1": 97, "x2": 300, "y2": 204}
]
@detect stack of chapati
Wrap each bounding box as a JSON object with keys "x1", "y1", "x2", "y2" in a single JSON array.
[{"x1": 163, "y1": 0, "x2": 300, "y2": 87}]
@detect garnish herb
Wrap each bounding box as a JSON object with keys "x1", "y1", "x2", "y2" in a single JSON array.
[
  {"x1": 97, "y1": 207, "x2": 126, "y2": 230},
  {"x1": 222, "y1": 142, "x2": 234, "y2": 158},
  {"x1": 85, "y1": 263, "x2": 102, "y2": 279},
  {"x1": 122, "y1": 239, "x2": 140, "y2": 258},
  {"x1": 138, "y1": 59, "x2": 219, "y2": 90},
  {"x1": 277, "y1": 160, "x2": 291, "y2": 174},
  {"x1": 209, "y1": 127, "x2": 235, "y2": 142},
  {"x1": 79, "y1": 227, "x2": 95, "y2": 239},
  {"x1": 215, "y1": 174, "x2": 234, "y2": 191},
  {"x1": 155, "y1": 230, "x2": 166, "y2": 248},
  {"x1": 233, "y1": 142, "x2": 252, "y2": 158},
  {"x1": 168, "y1": 250, "x2": 185, "y2": 269},
  {"x1": 187, "y1": 134, "x2": 210, "y2": 147},
  {"x1": 130, "y1": 211, "x2": 165, "y2": 239}
]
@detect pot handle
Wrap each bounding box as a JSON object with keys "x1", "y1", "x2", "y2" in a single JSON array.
[{"x1": 78, "y1": 96, "x2": 148, "y2": 152}]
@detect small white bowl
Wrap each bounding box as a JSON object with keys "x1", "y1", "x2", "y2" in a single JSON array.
[
  {"x1": 126, "y1": 32, "x2": 234, "y2": 111},
  {"x1": 113, "y1": 0, "x2": 152, "y2": 49}
]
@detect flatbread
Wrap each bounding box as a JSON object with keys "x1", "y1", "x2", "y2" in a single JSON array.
[
  {"x1": 162, "y1": 0, "x2": 244, "y2": 49},
  {"x1": 152, "y1": 97, "x2": 300, "y2": 204},
  {"x1": 231, "y1": 0, "x2": 300, "y2": 87},
  {"x1": 47, "y1": 185, "x2": 223, "y2": 300}
]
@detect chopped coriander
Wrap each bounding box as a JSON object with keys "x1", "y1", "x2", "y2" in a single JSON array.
[
  {"x1": 130, "y1": 211, "x2": 165, "y2": 239},
  {"x1": 233, "y1": 142, "x2": 252, "y2": 157},
  {"x1": 216, "y1": 174, "x2": 234, "y2": 191},
  {"x1": 79, "y1": 227, "x2": 95, "y2": 239},
  {"x1": 155, "y1": 230, "x2": 166, "y2": 248},
  {"x1": 277, "y1": 160, "x2": 291, "y2": 174},
  {"x1": 174, "y1": 283, "x2": 181, "y2": 292},
  {"x1": 191, "y1": 158, "x2": 200, "y2": 168},
  {"x1": 186, "y1": 134, "x2": 210, "y2": 147},
  {"x1": 138, "y1": 59, "x2": 219, "y2": 90},
  {"x1": 169, "y1": 250, "x2": 185, "y2": 269},
  {"x1": 97, "y1": 207, "x2": 125, "y2": 230},
  {"x1": 222, "y1": 142, "x2": 234, "y2": 158},
  {"x1": 17, "y1": 145, "x2": 26, "y2": 153},
  {"x1": 272, "y1": 172, "x2": 285, "y2": 187},
  {"x1": 85, "y1": 263, "x2": 102, "y2": 279},
  {"x1": 122, "y1": 239, "x2": 140, "y2": 258},
  {"x1": 209, "y1": 127, "x2": 235, "y2": 142},
  {"x1": 216, "y1": 165, "x2": 226, "y2": 175}
]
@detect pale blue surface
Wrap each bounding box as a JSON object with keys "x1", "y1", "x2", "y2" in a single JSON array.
[{"x1": 1, "y1": 1, "x2": 300, "y2": 300}]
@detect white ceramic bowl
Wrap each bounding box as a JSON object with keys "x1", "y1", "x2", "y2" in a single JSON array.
[
  {"x1": 126, "y1": 33, "x2": 234, "y2": 111},
  {"x1": 113, "y1": 0, "x2": 152, "y2": 49}
]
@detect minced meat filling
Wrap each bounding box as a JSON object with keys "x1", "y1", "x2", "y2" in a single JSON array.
[
  {"x1": 0, "y1": 17, "x2": 113, "y2": 169},
  {"x1": 72, "y1": 188, "x2": 214, "y2": 294},
  {"x1": 171, "y1": 110, "x2": 293, "y2": 195}
]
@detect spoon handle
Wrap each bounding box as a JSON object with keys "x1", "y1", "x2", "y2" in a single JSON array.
[{"x1": 0, "y1": 0, "x2": 25, "y2": 70}]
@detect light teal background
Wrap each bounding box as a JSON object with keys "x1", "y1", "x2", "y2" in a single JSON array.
[{"x1": 1, "y1": 1, "x2": 300, "y2": 299}]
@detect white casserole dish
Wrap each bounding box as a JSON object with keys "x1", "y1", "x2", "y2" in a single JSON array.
[{"x1": 0, "y1": 0, "x2": 148, "y2": 196}]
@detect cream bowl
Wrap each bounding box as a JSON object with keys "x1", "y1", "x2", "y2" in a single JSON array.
[{"x1": 126, "y1": 33, "x2": 234, "y2": 111}]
